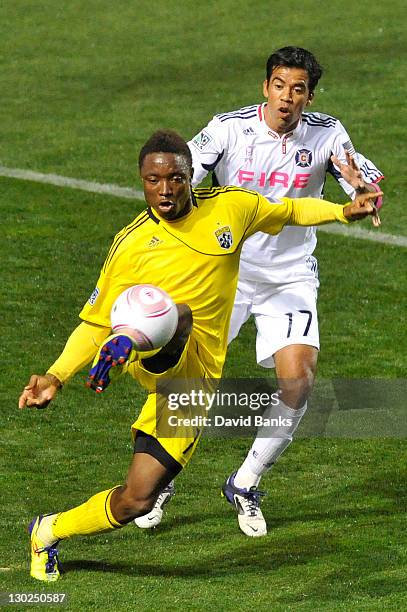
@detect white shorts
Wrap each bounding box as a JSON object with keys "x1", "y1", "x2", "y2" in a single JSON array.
[{"x1": 228, "y1": 272, "x2": 320, "y2": 369}]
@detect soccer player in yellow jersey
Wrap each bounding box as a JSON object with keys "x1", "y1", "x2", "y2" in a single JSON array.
[{"x1": 18, "y1": 129, "x2": 381, "y2": 582}]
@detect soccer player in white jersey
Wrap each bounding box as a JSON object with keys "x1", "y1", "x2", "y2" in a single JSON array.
[{"x1": 134, "y1": 47, "x2": 384, "y2": 536}]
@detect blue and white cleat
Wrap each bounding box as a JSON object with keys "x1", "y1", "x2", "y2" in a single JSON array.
[
  {"x1": 221, "y1": 472, "x2": 267, "y2": 537},
  {"x1": 28, "y1": 515, "x2": 60, "y2": 582},
  {"x1": 86, "y1": 334, "x2": 134, "y2": 393},
  {"x1": 134, "y1": 481, "x2": 175, "y2": 528}
]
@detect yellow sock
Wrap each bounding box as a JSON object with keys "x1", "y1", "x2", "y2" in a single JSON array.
[{"x1": 51, "y1": 487, "x2": 122, "y2": 540}]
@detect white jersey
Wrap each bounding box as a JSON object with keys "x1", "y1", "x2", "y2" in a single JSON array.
[{"x1": 188, "y1": 103, "x2": 383, "y2": 281}]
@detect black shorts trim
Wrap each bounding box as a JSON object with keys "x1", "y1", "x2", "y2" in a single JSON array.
[{"x1": 133, "y1": 431, "x2": 183, "y2": 478}]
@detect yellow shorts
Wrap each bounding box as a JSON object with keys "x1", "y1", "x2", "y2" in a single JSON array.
[{"x1": 127, "y1": 336, "x2": 211, "y2": 468}]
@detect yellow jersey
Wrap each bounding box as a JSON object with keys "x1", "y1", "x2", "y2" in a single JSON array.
[{"x1": 80, "y1": 186, "x2": 347, "y2": 379}]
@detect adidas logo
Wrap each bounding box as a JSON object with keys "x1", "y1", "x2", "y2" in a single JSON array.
[
  {"x1": 243, "y1": 127, "x2": 255, "y2": 135},
  {"x1": 148, "y1": 236, "x2": 163, "y2": 248}
]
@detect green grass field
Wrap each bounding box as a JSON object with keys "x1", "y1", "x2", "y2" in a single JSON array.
[{"x1": 1, "y1": 1, "x2": 406, "y2": 610}]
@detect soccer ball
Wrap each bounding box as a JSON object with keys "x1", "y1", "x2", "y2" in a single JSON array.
[{"x1": 110, "y1": 284, "x2": 178, "y2": 350}]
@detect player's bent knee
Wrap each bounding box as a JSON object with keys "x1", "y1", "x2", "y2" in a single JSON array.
[
  {"x1": 114, "y1": 489, "x2": 156, "y2": 522},
  {"x1": 163, "y1": 303, "x2": 192, "y2": 350},
  {"x1": 142, "y1": 303, "x2": 192, "y2": 374},
  {"x1": 174, "y1": 303, "x2": 193, "y2": 339}
]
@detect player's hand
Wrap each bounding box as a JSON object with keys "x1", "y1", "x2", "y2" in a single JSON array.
[
  {"x1": 331, "y1": 152, "x2": 383, "y2": 227},
  {"x1": 343, "y1": 191, "x2": 383, "y2": 225},
  {"x1": 18, "y1": 374, "x2": 61, "y2": 409},
  {"x1": 331, "y1": 151, "x2": 364, "y2": 191}
]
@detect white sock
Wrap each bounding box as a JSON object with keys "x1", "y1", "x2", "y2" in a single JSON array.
[{"x1": 234, "y1": 400, "x2": 307, "y2": 489}]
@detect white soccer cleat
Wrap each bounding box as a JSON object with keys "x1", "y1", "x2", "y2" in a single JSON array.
[
  {"x1": 28, "y1": 515, "x2": 60, "y2": 582},
  {"x1": 222, "y1": 472, "x2": 267, "y2": 537},
  {"x1": 134, "y1": 481, "x2": 175, "y2": 529}
]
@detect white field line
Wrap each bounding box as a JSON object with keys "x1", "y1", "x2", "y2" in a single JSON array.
[
  {"x1": 1, "y1": 165, "x2": 406, "y2": 248},
  {"x1": 0, "y1": 166, "x2": 142, "y2": 200},
  {"x1": 317, "y1": 223, "x2": 407, "y2": 247}
]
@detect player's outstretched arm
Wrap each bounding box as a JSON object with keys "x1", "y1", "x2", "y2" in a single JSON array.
[
  {"x1": 343, "y1": 191, "x2": 383, "y2": 223},
  {"x1": 18, "y1": 374, "x2": 62, "y2": 409},
  {"x1": 283, "y1": 191, "x2": 383, "y2": 228},
  {"x1": 247, "y1": 190, "x2": 383, "y2": 239}
]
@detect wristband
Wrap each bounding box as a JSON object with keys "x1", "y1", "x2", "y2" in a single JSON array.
[{"x1": 370, "y1": 182, "x2": 383, "y2": 210}]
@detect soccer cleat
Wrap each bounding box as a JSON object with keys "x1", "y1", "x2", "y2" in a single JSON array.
[
  {"x1": 28, "y1": 515, "x2": 60, "y2": 582},
  {"x1": 221, "y1": 472, "x2": 267, "y2": 537},
  {"x1": 86, "y1": 334, "x2": 134, "y2": 393},
  {"x1": 134, "y1": 481, "x2": 175, "y2": 528}
]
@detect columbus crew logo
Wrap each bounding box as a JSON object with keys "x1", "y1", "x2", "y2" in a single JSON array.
[
  {"x1": 215, "y1": 226, "x2": 233, "y2": 249},
  {"x1": 295, "y1": 148, "x2": 313, "y2": 168}
]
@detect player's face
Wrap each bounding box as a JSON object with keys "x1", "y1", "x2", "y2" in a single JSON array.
[
  {"x1": 141, "y1": 152, "x2": 193, "y2": 221},
  {"x1": 263, "y1": 66, "x2": 313, "y2": 135}
]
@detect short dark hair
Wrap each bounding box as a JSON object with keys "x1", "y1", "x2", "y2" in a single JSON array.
[
  {"x1": 266, "y1": 46, "x2": 323, "y2": 93},
  {"x1": 138, "y1": 129, "x2": 192, "y2": 170}
]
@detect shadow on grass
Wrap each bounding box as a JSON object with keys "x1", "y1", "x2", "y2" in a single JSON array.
[
  {"x1": 57, "y1": 467, "x2": 406, "y2": 582},
  {"x1": 57, "y1": 496, "x2": 406, "y2": 606},
  {"x1": 61, "y1": 523, "x2": 403, "y2": 580},
  {"x1": 61, "y1": 534, "x2": 325, "y2": 577}
]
